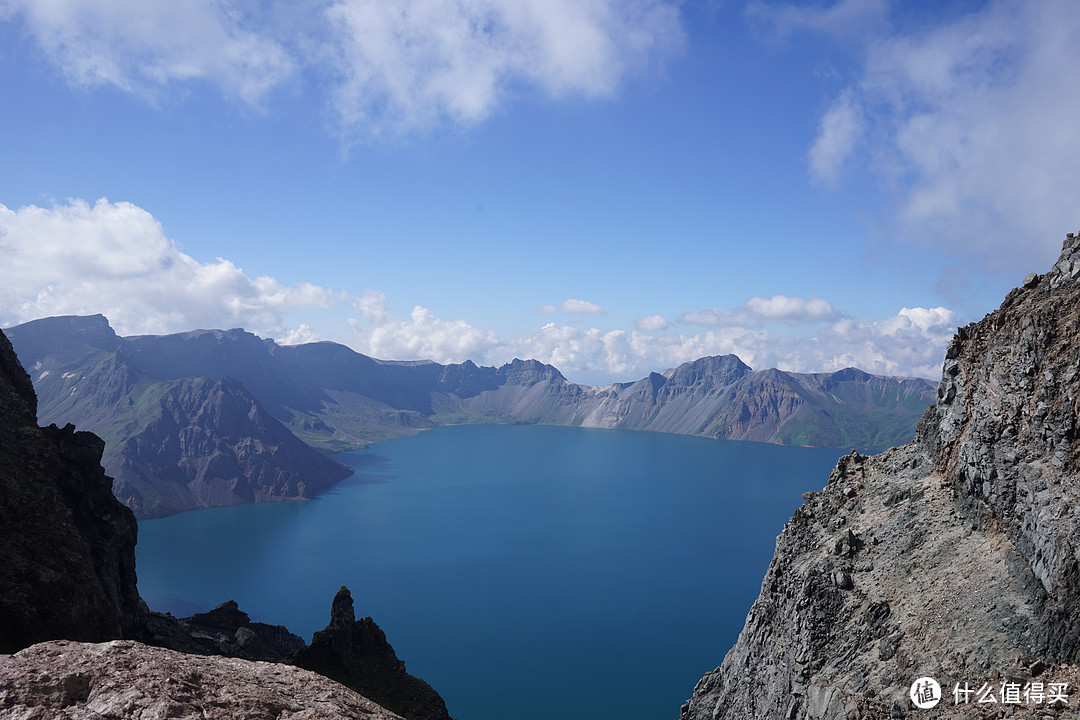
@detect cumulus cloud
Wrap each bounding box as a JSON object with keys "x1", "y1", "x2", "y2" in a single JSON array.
[
  {"x1": 511, "y1": 304, "x2": 952, "y2": 382},
  {"x1": 1, "y1": 0, "x2": 293, "y2": 104},
  {"x1": 324, "y1": 0, "x2": 684, "y2": 137},
  {"x1": 681, "y1": 295, "x2": 838, "y2": 327},
  {"x1": 344, "y1": 291, "x2": 951, "y2": 384},
  {"x1": 539, "y1": 298, "x2": 607, "y2": 315},
  {"x1": 808, "y1": 0, "x2": 1080, "y2": 271},
  {"x1": 0, "y1": 198, "x2": 334, "y2": 338},
  {"x1": 560, "y1": 298, "x2": 606, "y2": 315},
  {"x1": 791, "y1": 306, "x2": 956, "y2": 379},
  {"x1": 0, "y1": 198, "x2": 952, "y2": 384},
  {"x1": 634, "y1": 314, "x2": 670, "y2": 331},
  {"x1": 348, "y1": 290, "x2": 500, "y2": 363}
]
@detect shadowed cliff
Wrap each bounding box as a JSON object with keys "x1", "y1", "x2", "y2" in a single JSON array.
[{"x1": 0, "y1": 327, "x2": 143, "y2": 652}]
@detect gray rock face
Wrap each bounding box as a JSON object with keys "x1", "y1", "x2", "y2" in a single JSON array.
[
  {"x1": 681, "y1": 232, "x2": 1080, "y2": 720},
  {"x1": 0, "y1": 639, "x2": 405, "y2": 720},
  {"x1": 934, "y1": 254, "x2": 1080, "y2": 661}
]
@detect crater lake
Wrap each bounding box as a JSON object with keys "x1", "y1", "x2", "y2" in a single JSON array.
[{"x1": 136, "y1": 424, "x2": 847, "y2": 720}]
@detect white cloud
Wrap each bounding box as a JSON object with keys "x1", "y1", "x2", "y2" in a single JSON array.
[
  {"x1": 634, "y1": 314, "x2": 669, "y2": 331},
  {"x1": 809, "y1": 0, "x2": 1080, "y2": 271},
  {"x1": 808, "y1": 90, "x2": 863, "y2": 184},
  {"x1": 560, "y1": 298, "x2": 606, "y2": 315},
  {"x1": 1, "y1": 0, "x2": 293, "y2": 104},
  {"x1": 344, "y1": 290, "x2": 949, "y2": 383},
  {"x1": 0, "y1": 198, "x2": 333, "y2": 337},
  {"x1": 2, "y1": 0, "x2": 683, "y2": 136},
  {"x1": 795, "y1": 306, "x2": 956, "y2": 379},
  {"x1": 746, "y1": 0, "x2": 888, "y2": 41},
  {"x1": 348, "y1": 290, "x2": 500, "y2": 363},
  {"x1": 325, "y1": 0, "x2": 684, "y2": 137},
  {"x1": 681, "y1": 295, "x2": 838, "y2": 327},
  {"x1": 278, "y1": 323, "x2": 325, "y2": 345},
  {"x1": 0, "y1": 198, "x2": 951, "y2": 384},
  {"x1": 539, "y1": 298, "x2": 607, "y2": 315}
]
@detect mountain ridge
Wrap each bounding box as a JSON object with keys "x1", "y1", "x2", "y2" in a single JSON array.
[{"x1": 7, "y1": 315, "x2": 937, "y2": 518}]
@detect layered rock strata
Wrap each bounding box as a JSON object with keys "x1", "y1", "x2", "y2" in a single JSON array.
[{"x1": 681, "y1": 233, "x2": 1080, "y2": 719}]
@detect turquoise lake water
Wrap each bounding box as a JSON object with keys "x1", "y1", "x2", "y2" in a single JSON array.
[{"x1": 136, "y1": 425, "x2": 846, "y2": 720}]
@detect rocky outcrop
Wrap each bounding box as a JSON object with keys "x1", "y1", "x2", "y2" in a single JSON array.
[
  {"x1": 680, "y1": 233, "x2": 1080, "y2": 719},
  {"x1": 144, "y1": 600, "x2": 306, "y2": 662},
  {"x1": 141, "y1": 589, "x2": 454, "y2": 720},
  {"x1": 0, "y1": 639, "x2": 406, "y2": 719},
  {"x1": 291, "y1": 587, "x2": 455, "y2": 720},
  {"x1": 0, "y1": 328, "x2": 143, "y2": 653}
]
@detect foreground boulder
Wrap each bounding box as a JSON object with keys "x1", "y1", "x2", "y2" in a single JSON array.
[
  {"x1": 0, "y1": 639, "x2": 405, "y2": 719},
  {"x1": 681, "y1": 232, "x2": 1080, "y2": 719}
]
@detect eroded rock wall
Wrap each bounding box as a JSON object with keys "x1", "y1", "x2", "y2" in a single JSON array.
[{"x1": 681, "y1": 233, "x2": 1080, "y2": 719}]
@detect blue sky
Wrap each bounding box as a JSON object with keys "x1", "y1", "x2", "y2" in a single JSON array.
[{"x1": 1, "y1": 0, "x2": 1077, "y2": 384}]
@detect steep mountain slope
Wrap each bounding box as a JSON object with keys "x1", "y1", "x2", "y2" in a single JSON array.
[
  {"x1": 566, "y1": 361, "x2": 933, "y2": 450},
  {"x1": 680, "y1": 232, "x2": 1080, "y2": 719},
  {"x1": 7, "y1": 316, "x2": 353, "y2": 518}
]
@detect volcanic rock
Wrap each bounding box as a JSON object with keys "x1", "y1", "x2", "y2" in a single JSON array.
[{"x1": 680, "y1": 232, "x2": 1080, "y2": 719}]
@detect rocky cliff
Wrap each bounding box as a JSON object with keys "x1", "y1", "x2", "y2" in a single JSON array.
[
  {"x1": 680, "y1": 233, "x2": 1080, "y2": 719},
  {"x1": 0, "y1": 328, "x2": 143, "y2": 652}
]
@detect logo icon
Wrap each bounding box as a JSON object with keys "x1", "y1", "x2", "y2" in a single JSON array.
[{"x1": 910, "y1": 677, "x2": 941, "y2": 709}]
